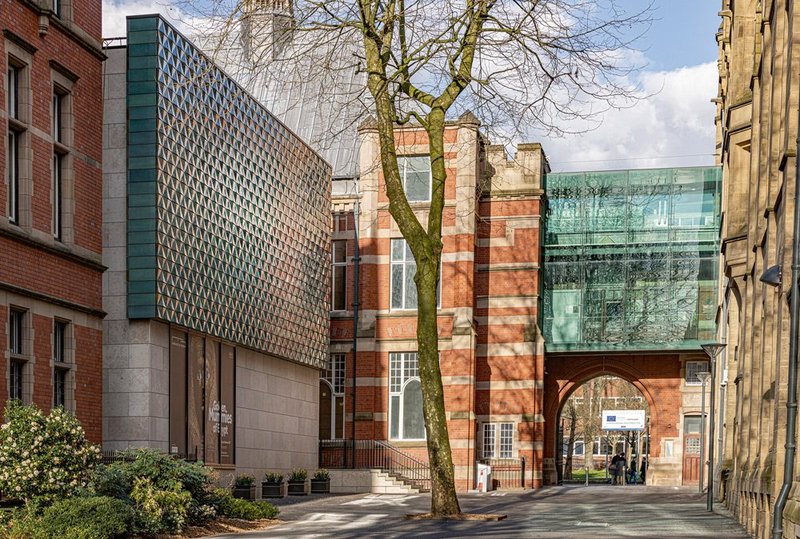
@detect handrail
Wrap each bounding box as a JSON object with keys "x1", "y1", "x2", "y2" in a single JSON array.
[{"x1": 319, "y1": 439, "x2": 431, "y2": 491}]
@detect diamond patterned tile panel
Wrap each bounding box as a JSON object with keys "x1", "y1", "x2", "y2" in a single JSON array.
[{"x1": 127, "y1": 16, "x2": 332, "y2": 369}]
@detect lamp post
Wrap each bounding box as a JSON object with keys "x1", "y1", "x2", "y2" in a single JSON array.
[
  {"x1": 701, "y1": 342, "x2": 727, "y2": 511},
  {"x1": 696, "y1": 371, "x2": 711, "y2": 494}
]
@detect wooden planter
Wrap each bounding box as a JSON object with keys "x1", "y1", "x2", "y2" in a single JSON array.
[
  {"x1": 310, "y1": 478, "x2": 330, "y2": 494},
  {"x1": 232, "y1": 485, "x2": 255, "y2": 500},
  {"x1": 261, "y1": 481, "x2": 284, "y2": 498},
  {"x1": 287, "y1": 480, "x2": 307, "y2": 496}
]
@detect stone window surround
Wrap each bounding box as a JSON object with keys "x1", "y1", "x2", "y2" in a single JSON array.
[
  {"x1": 51, "y1": 68, "x2": 74, "y2": 244},
  {"x1": 684, "y1": 360, "x2": 710, "y2": 386},
  {"x1": 51, "y1": 318, "x2": 75, "y2": 411},
  {"x1": 5, "y1": 40, "x2": 33, "y2": 231}
]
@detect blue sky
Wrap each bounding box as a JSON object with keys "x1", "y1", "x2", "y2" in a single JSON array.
[
  {"x1": 625, "y1": 0, "x2": 721, "y2": 70},
  {"x1": 103, "y1": 0, "x2": 723, "y2": 172}
]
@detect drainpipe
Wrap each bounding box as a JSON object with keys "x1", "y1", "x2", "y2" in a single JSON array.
[
  {"x1": 351, "y1": 188, "x2": 361, "y2": 469},
  {"x1": 771, "y1": 117, "x2": 800, "y2": 539}
]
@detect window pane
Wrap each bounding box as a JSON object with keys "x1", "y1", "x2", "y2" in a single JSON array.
[
  {"x1": 389, "y1": 353, "x2": 401, "y2": 393},
  {"x1": 404, "y1": 261, "x2": 417, "y2": 308},
  {"x1": 8, "y1": 130, "x2": 18, "y2": 223},
  {"x1": 333, "y1": 266, "x2": 346, "y2": 310},
  {"x1": 499, "y1": 423, "x2": 514, "y2": 458},
  {"x1": 402, "y1": 156, "x2": 430, "y2": 202},
  {"x1": 10, "y1": 360, "x2": 23, "y2": 401},
  {"x1": 333, "y1": 240, "x2": 346, "y2": 263},
  {"x1": 391, "y1": 264, "x2": 404, "y2": 309},
  {"x1": 402, "y1": 379, "x2": 425, "y2": 439},
  {"x1": 53, "y1": 368, "x2": 66, "y2": 407},
  {"x1": 390, "y1": 395, "x2": 401, "y2": 438},
  {"x1": 483, "y1": 424, "x2": 496, "y2": 458},
  {"x1": 391, "y1": 239, "x2": 405, "y2": 262}
]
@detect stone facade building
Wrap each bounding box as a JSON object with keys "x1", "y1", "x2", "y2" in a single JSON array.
[
  {"x1": 1, "y1": 0, "x2": 105, "y2": 441},
  {"x1": 101, "y1": 15, "x2": 331, "y2": 477},
  {"x1": 715, "y1": 0, "x2": 800, "y2": 536}
]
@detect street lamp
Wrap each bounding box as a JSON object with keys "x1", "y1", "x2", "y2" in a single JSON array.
[
  {"x1": 696, "y1": 371, "x2": 711, "y2": 495},
  {"x1": 701, "y1": 342, "x2": 726, "y2": 511}
]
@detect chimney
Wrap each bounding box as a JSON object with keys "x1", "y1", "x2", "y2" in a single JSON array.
[{"x1": 240, "y1": 0, "x2": 294, "y2": 64}]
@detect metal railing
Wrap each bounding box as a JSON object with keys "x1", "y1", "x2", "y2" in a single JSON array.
[
  {"x1": 319, "y1": 439, "x2": 431, "y2": 492},
  {"x1": 100, "y1": 450, "x2": 197, "y2": 465},
  {"x1": 479, "y1": 457, "x2": 526, "y2": 490}
]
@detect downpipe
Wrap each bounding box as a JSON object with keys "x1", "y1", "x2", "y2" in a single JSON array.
[{"x1": 771, "y1": 126, "x2": 800, "y2": 539}]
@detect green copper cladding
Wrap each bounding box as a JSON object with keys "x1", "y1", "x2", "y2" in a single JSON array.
[
  {"x1": 543, "y1": 166, "x2": 722, "y2": 352},
  {"x1": 125, "y1": 15, "x2": 332, "y2": 368}
]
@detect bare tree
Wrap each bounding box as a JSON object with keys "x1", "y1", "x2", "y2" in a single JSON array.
[{"x1": 176, "y1": 0, "x2": 650, "y2": 516}]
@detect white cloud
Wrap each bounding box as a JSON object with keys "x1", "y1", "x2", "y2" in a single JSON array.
[
  {"x1": 102, "y1": 0, "x2": 187, "y2": 38},
  {"x1": 541, "y1": 62, "x2": 718, "y2": 172}
]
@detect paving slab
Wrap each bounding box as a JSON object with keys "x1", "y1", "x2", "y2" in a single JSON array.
[{"x1": 214, "y1": 485, "x2": 749, "y2": 538}]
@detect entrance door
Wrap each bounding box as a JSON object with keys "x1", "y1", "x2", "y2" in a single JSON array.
[
  {"x1": 319, "y1": 381, "x2": 333, "y2": 440},
  {"x1": 682, "y1": 416, "x2": 701, "y2": 485}
]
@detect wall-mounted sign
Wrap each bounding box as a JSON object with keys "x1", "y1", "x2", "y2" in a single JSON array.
[{"x1": 602, "y1": 409, "x2": 646, "y2": 431}]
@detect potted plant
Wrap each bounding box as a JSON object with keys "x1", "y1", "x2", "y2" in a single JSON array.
[
  {"x1": 287, "y1": 468, "x2": 308, "y2": 496},
  {"x1": 262, "y1": 471, "x2": 284, "y2": 498},
  {"x1": 310, "y1": 469, "x2": 330, "y2": 494},
  {"x1": 232, "y1": 474, "x2": 256, "y2": 500}
]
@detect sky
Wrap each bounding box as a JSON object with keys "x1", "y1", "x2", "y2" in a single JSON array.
[{"x1": 102, "y1": 0, "x2": 722, "y2": 173}]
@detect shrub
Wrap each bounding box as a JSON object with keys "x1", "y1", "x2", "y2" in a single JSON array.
[
  {"x1": 212, "y1": 489, "x2": 279, "y2": 521},
  {"x1": 234, "y1": 474, "x2": 256, "y2": 487},
  {"x1": 288, "y1": 468, "x2": 307, "y2": 482},
  {"x1": 0, "y1": 402, "x2": 100, "y2": 503},
  {"x1": 28, "y1": 496, "x2": 131, "y2": 539},
  {"x1": 313, "y1": 469, "x2": 330, "y2": 480},
  {"x1": 130, "y1": 477, "x2": 191, "y2": 535},
  {"x1": 263, "y1": 471, "x2": 283, "y2": 483},
  {"x1": 91, "y1": 449, "x2": 216, "y2": 527}
]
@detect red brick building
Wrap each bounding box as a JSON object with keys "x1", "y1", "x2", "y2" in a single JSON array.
[
  {"x1": 0, "y1": 0, "x2": 104, "y2": 442},
  {"x1": 326, "y1": 114, "x2": 547, "y2": 490}
]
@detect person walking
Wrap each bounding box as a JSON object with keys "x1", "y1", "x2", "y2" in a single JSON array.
[
  {"x1": 640, "y1": 456, "x2": 648, "y2": 485},
  {"x1": 628, "y1": 457, "x2": 637, "y2": 484}
]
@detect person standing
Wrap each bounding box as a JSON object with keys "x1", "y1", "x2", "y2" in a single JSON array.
[
  {"x1": 628, "y1": 457, "x2": 637, "y2": 484},
  {"x1": 610, "y1": 453, "x2": 620, "y2": 485},
  {"x1": 615, "y1": 452, "x2": 625, "y2": 485}
]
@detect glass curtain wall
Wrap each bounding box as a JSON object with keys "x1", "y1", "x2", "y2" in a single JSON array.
[{"x1": 543, "y1": 167, "x2": 721, "y2": 352}]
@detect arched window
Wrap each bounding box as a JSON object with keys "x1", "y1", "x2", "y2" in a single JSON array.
[{"x1": 389, "y1": 352, "x2": 425, "y2": 440}]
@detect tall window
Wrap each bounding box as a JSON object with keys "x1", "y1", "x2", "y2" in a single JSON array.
[
  {"x1": 52, "y1": 90, "x2": 67, "y2": 240},
  {"x1": 390, "y1": 238, "x2": 440, "y2": 310},
  {"x1": 52, "y1": 0, "x2": 61, "y2": 16},
  {"x1": 331, "y1": 240, "x2": 347, "y2": 311},
  {"x1": 9, "y1": 309, "x2": 25, "y2": 401},
  {"x1": 685, "y1": 361, "x2": 709, "y2": 385},
  {"x1": 398, "y1": 156, "x2": 431, "y2": 202},
  {"x1": 320, "y1": 353, "x2": 345, "y2": 440},
  {"x1": 7, "y1": 64, "x2": 20, "y2": 224},
  {"x1": 53, "y1": 320, "x2": 69, "y2": 408},
  {"x1": 482, "y1": 423, "x2": 514, "y2": 458},
  {"x1": 389, "y1": 352, "x2": 424, "y2": 440}
]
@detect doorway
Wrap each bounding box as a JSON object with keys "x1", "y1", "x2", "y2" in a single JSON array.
[{"x1": 682, "y1": 415, "x2": 701, "y2": 485}]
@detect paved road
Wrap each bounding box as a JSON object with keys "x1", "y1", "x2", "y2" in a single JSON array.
[{"x1": 216, "y1": 485, "x2": 749, "y2": 538}]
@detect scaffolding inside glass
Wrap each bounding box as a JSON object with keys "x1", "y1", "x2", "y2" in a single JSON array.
[{"x1": 543, "y1": 167, "x2": 721, "y2": 352}]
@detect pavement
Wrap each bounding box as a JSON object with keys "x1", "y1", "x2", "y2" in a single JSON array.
[{"x1": 211, "y1": 484, "x2": 750, "y2": 538}]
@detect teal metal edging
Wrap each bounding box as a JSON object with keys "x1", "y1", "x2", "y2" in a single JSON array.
[{"x1": 126, "y1": 15, "x2": 159, "y2": 320}]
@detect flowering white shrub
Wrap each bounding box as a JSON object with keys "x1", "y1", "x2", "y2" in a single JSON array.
[{"x1": 0, "y1": 402, "x2": 100, "y2": 502}]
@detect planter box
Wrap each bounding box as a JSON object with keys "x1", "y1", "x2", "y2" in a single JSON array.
[
  {"x1": 287, "y1": 480, "x2": 307, "y2": 496},
  {"x1": 310, "y1": 478, "x2": 330, "y2": 494},
  {"x1": 261, "y1": 481, "x2": 284, "y2": 498},
  {"x1": 232, "y1": 485, "x2": 255, "y2": 500}
]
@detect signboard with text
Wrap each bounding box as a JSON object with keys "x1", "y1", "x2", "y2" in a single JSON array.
[{"x1": 602, "y1": 409, "x2": 646, "y2": 431}]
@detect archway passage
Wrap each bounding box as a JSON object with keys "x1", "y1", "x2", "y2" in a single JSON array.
[
  {"x1": 559, "y1": 375, "x2": 651, "y2": 485},
  {"x1": 543, "y1": 353, "x2": 683, "y2": 486}
]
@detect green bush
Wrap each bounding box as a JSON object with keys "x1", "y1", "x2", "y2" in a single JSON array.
[
  {"x1": 34, "y1": 496, "x2": 131, "y2": 539},
  {"x1": 130, "y1": 477, "x2": 191, "y2": 535},
  {"x1": 234, "y1": 473, "x2": 256, "y2": 487},
  {"x1": 313, "y1": 469, "x2": 330, "y2": 480},
  {"x1": 0, "y1": 402, "x2": 100, "y2": 503},
  {"x1": 212, "y1": 488, "x2": 279, "y2": 521},
  {"x1": 288, "y1": 468, "x2": 307, "y2": 482},
  {"x1": 91, "y1": 448, "x2": 216, "y2": 528},
  {"x1": 263, "y1": 471, "x2": 283, "y2": 483}
]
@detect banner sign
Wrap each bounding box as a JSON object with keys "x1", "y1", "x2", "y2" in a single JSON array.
[{"x1": 602, "y1": 409, "x2": 646, "y2": 431}]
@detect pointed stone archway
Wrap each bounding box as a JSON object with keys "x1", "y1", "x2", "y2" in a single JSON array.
[{"x1": 543, "y1": 353, "x2": 683, "y2": 486}]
